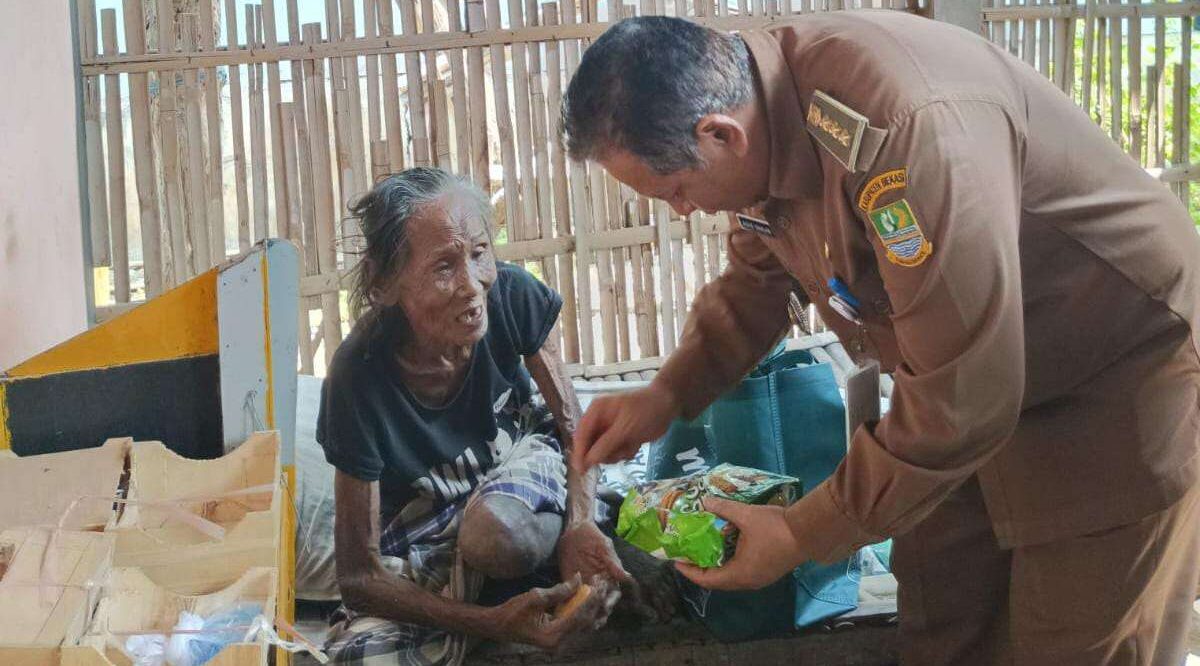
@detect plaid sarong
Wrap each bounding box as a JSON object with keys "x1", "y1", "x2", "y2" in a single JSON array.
[{"x1": 323, "y1": 431, "x2": 568, "y2": 665}]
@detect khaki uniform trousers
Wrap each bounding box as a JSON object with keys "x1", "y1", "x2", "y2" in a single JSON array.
[{"x1": 893, "y1": 476, "x2": 1200, "y2": 665}]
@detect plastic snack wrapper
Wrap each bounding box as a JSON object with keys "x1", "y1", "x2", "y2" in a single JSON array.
[{"x1": 616, "y1": 463, "x2": 800, "y2": 568}]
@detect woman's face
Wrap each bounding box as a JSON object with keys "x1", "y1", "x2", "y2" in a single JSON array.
[{"x1": 382, "y1": 192, "x2": 497, "y2": 350}]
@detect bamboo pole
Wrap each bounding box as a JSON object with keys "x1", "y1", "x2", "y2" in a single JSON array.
[
  {"x1": 1154, "y1": 8, "x2": 1165, "y2": 166},
  {"x1": 288, "y1": 0, "x2": 321, "y2": 275},
  {"x1": 400, "y1": 0, "x2": 432, "y2": 166},
  {"x1": 1173, "y1": 61, "x2": 1185, "y2": 201},
  {"x1": 280, "y1": 102, "x2": 316, "y2": 376},
  {"x1": 1129, "y1": 0, "x2": 1142, "y2": 162},
  {"x1": 421, "y1": 0, "x2": 453, "y2": 168},
  {"x1": 340, "y1": 0, "x2": 369, "y2": 199},
  {"x1": 1095, "y1": 10, "x2": 1107, "y2": 126},
  {"x1": 1037, "y1": 0, "x2": 1050, "y2": 78},
  {"x1": 528, "y1": 20, "x2": 558, "y2": 289},
  {"x1": 1053, "y1": 0, "x2": 1074, "y2": 95},
  {"x1": 1108, "y1": 0, "x2": 1122, "y2": 145},
  {"x1": 690, "y1": 213, "x2": 706, "y2": 292},
  {"x1": 101, "y1": 9, "x2": 130, "y2": 302},
  {"x1": 81, "y1": 0, "x2": 112, "y2": 272},
  {"x1": 199, "y1": 0, "x2": 226, "y2": 264},
  {"x1": 303, "y1": 22, "x2": 346, "y2": 363},
  {"x1": 466, "y1": 0, "x2": 491, "y2": 190},
  {"x1": 543, "y1": 2, "x2": 580, "y2": 362},
  {"x1": 248, "y1": 6, "x2": 269, "y2": 242},
  {"x1": 561, "y1": 0, "x2": 596, "y2": 364},
  {"x1": 372, "y1": 139, "x2": 391, "y2": 182},
  {"x1": 263, "y1": 0, "x2": 289, "y2": 239},
  {"x1": 588, "y1": 168, "x2": 618, "y2": 363},
  {"x1": 158, "y1": 0, "x2": 187, "y2": 285},
  {"x1": 225, "y1": 0, "x2": 251, "y2": 252},
  {"x1": 123, "y1": 0, "x2": 164, "y2": 298},
  {"x1": 485, "y1": 0, "x2": 522, "y2": 234},
  {"x1": 377, "y1": 0, "x2": 407, "y2": 171},
  {"x1": 606, "y1": 176, "x2": 631, "y2": 361},
  {"x1": 446, "y1": 0, "x2": 473, "y2": 174},
  {"x1": 363, "y1": 0, "x2": 382, "y2": 144},
  {"x1": 1181, "y1": 15, "x2": 1192, "y2": 204},
  {"x1": 180, "y1": 14, "x2": 212, "y2": 273},
  {"x1": 1147, "y1": 63, "x2": 1160, "y2": 168},
  {"x1": 1023, "y1": 0, "x2": 1036, "y2": 67},
  {"x1": 508, "y1": 0, "x2": 541, "y2": 243}
]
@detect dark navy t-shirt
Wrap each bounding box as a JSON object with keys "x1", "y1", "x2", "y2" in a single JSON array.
[{"x1": 317, "y1": 262, "x2": 563, "y2": 517}]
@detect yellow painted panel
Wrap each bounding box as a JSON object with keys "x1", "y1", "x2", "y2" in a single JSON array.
[
  {"x1": 7, "y1": 269, "x2": 219, "y2": 379},
  {"x1": 0, "y1": 383, "x2": 10, "y2": 451}
]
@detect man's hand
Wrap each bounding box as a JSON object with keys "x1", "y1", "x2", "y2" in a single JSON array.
[
  {"x1": 488, "y1": 575, "x2": 618, "y2": 650},
  {"x1": 572, "y1": 385, "x2": 681, "y2": 472},
  {"x1": 558, "y1": 522, "x2": 630, "y2": 586},
  {"x1": 675, "y1": 497, "x2": 807, "y2": 591}
]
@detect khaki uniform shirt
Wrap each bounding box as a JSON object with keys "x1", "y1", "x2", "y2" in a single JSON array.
[{"x1": 655, "y1": 11, "x2": 1200, "y2": 561}]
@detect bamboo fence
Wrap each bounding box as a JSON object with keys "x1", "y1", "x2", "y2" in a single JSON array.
[{"x1": 79, "y1": 0, "x2": 1197, "y2": 378}]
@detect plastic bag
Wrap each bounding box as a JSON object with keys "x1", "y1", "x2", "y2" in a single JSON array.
[{"x1": 162, "y1": 604, "x2": 263, "y2": 666}]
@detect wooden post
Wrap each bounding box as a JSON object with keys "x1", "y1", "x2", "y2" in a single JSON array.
[
  {"x1": 199, "y1": 0, "x2": 226, "y2": 264},
  {"x1": 280, "y1": 102, "x2": 316, "y2": 376},
  {"x1": 363, "y1": 0, "x2": 382, "y2": 145},
  {"x1": 247, "y1": 5, "x2": 269, "y2": 242},
  {"x1": 122, "y1": 0, "x2": 164, "y2": 299},
  {"x1": 466, "y1": 0, "x2": 490, "y2": 190},
  {"x1": 303, "y1": 23, "x2": 345, "y2": 364},
  {"x1": 1154, "y1": 9, "x2": 1165, "y2": 167},
  {"x1": 507, "y1": 0, "x2": 540, "y2": 243},
  {"x1": 561, "y1": 0, "x2": 595, "y2": 364},
  {"x1": 288, "y1": 0, "x2": 321, "y2": 277},
  {"x1": 264, "y1": 0, "x2": 291, "y2": 239},
  {"x1": 101, "y1": 9, "x2": 130, "y2": 302},
  {"x1": 224, "y1": 0, "x2": 251, "y2": 252},
  {"x1": 1108, "y1": 0, "x2": 1122, "y2": 145},
  {"x1": 400, "y1": 0, "x2": 431, "y2": 166},
  {"x1": 445, "y1": 0, "x2": 473, "y2": 174},
  {"x1": 1129, "y1": 0, "x2": 1142, "y2": 162},
  {"x1": 81, "y1": 0, "x2": 111, "y2": 272},
  {"x1": 420, "y1": 0, "x2": 453, "y2": 168},
  {"x1": 158, "y1": 0, "x2": 188, "y2": 285},
  {"x1": 180, "y1": 13, "x2": 212, "y2": 273},
  {"x1": 377, "y1": 0, "x2": 407, "y2": 172},
  {"x1": 1180, "y1": 16, "x2": 1192, "y2": 205},
  {"x1": 1082, "y1": 0, "x2": 1095, "y2": 114},
  {"x1": 485, "y1": 0, "x2": 522, "y2": 235}
]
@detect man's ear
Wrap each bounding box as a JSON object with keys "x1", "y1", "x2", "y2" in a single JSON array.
[{"x1": 695, "y1": 113, "x2": 750, "y2": 158}]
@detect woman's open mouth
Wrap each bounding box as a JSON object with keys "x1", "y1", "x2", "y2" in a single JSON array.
[{"x1": 457, "y1": 304, "x2": 484, "y2": 326}]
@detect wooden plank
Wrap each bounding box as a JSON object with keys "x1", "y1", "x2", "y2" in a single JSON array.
[
  {"x1": 400, "y1": 0, "x2": 432, "y2": 166},
  {"x1": 224, "y1": 0, "x2": 251, "y2": 253},
  {"x1": 466, "y1": 0, "x2": 491, "y2": 189},
  {"x1": 377, "y1": 0, "x2": 407, "y2": 171},
  {"x1": 101, "y1": 9, "x2": 130, "y2": 302},
  {"x1": 199, "y1": 0, "x2": 226, "y2": 265},
  {"x1": 486, "y1": 0, "x2": 522, "y2": 234},
  {"x1": 180, "y1": 13, "x2": 212, "y2": 273},
  {"x1": 1129, "y1": 0, "x2": 1142, "y2": 162},
  {"x1": 123, "y1": 0, "x2": 164, "y2": 299},
  {"x1": 81, "y1": 0, "x2": 111, "y2": 271},
  {"x1": 279, "y1": 102, "x2": 316, "y2": 376},
  {"x1": 248, "y1": 5, "x2": 269, "y2": 242},
  {"x1": 446, "y1": 0, "x2": 473, "y2": 173},
  {"x1": 303, "y1": 22, "x2": 346, "y2": 363},
  {"x1": 264, "y1": 0, "x2": 290, "y2": 241}
]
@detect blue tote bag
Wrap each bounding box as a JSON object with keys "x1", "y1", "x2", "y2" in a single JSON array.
[{"x1": 647, "y1": 347, "x2": 860, "y2": 641}]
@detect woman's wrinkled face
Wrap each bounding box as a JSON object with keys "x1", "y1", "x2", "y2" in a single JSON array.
[{"x1": 382, "y1": 192, "x2": 497, "y2": 350}]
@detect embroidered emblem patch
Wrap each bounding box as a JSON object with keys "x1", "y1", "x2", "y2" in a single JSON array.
[
  {"x1": 736, "y1": 213, "x2": 774, "y2": 237},
  {"x1": 806, "y1": 91, "x2": 868, "y2": 172},
  {"x1": 858, "y1": 168, "x2": 908, "y2": 212},
  {"x1": 868, "y1": 199, "x2": 933, "y2": 267}
]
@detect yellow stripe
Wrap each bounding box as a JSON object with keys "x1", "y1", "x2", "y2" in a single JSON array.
[
  {"x1": 276, "y1": 464, "x2": 297, "y2": 666},
  {"x1": 0, "y1": 383, "x2": 11, "y2": 451},
  {"x1": 8, "y1": 269, "x2": 220, "y2": 379},
  {"x1": 261, "y1": 252, "x2": 276, "y2": 430}
]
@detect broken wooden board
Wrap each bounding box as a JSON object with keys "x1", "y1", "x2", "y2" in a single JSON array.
[
  {"x1": 0, "y1": 528, "x2": 114, "y2": 649},
  {"x1": 111, "y1": 432, "x2": 281, "y2": 595},
  {"x1": 0, "y1": 439, "x2": 128, "y2": 533}
]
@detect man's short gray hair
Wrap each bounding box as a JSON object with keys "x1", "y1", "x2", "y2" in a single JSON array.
[{"x1": 562, "y1": 17, "x2": 754, "y2": 174}]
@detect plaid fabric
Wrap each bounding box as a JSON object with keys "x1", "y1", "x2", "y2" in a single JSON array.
[{"x1": 323, "y1": 432, "x2": 568, "y2": 665}]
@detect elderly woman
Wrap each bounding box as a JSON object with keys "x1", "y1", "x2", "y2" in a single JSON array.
[{"x1": 317, "y1": 167, "x2": 631, "y2": 664}]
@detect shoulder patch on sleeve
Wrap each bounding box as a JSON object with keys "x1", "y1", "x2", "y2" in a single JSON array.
[
  {"x1": 806, "y1": 90, "x2": 869, "y2": 172},
  {"x1": 858, "y1": 168, "x2": 908, "y2": 212},
  {"x1": 868, "y1": 199, "x2": 933, "y2": 267}
]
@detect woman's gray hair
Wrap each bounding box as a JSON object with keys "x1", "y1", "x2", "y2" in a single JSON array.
[
  {"x1": 347, "y1": 167, "x2": 492, "y2": 320},
  {"x1": 562, "y1": 16, "x2": 754, "y2": 174}
]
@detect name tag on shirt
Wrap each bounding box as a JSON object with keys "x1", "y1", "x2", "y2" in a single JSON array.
[{"x1": 736, "y1": 213, "x2": 774, "y2": 237}]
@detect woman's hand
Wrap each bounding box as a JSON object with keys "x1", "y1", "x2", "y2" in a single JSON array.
[
  {"x1": 674, "y1": 497, "x2": 808, "y2": 591},
  {"x1": 488, "y1": 575, "x2": 618, "y2": 650}
]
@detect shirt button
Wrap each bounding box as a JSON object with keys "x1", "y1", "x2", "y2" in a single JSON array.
[
  {"x1": 806, "y1": 280, "x2": 821, "y2": 295},
  {"x1": 873, "y1": 298, "x2": 892, "y2": 315}
]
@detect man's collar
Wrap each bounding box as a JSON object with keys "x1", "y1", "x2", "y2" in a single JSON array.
[{"x1": 741, "y1": 30, "x2": 823, "y2": 202}]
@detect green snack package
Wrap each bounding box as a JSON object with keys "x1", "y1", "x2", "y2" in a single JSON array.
[{"x1": 615, "y1": 463, "x2": 800, "y2": 567}]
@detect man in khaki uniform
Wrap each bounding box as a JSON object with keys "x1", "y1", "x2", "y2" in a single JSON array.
[{"x1": 562, "y1": 11, "x2": 1200, "y2": 664}]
